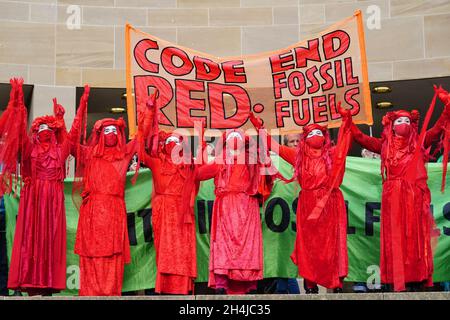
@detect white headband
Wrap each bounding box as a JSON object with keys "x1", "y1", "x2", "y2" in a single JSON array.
[
  {"x1": 226, "y1": 132, "x2": 243, "y2": 141},
  {"x1": 165, "y1": 136, "x2": 180, "y2": 144},
  {"x1": 38, "y1": 124, "x2": 51, "y2": 133},
  {"x1": 103, "y1": 125, "x2": 118, "y2": 135},
  {"x1": 306, "y1": 129, "x2": 324, "y2": 139}
]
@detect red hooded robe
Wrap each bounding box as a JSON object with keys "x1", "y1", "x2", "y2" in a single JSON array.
[
  {"x1": 196, "y1": 130, "x2": 266, "y2": 294},
  {"x1": 272, "y1": 118, "x2": 352, "y2": 290},
  {"x1": 351, "y1": 107, "x2": 449, "y2": 291},
  {"x1": 73, "y1": 117, "x2": 137, "y2": 296},
  {"x1": 1, "y1": 79, "x2": 86, "y2": 295}
]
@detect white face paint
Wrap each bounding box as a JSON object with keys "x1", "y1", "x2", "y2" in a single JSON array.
[
  {"x1": 393, "y1": 116, "x2": 410, "y2": 126},
  {"x1": 226, "y1": 132, "x2": 243, "y2": 142},
  {"x1": 38, "y1": 124, "x2": 51, "y2": 133},
  {"x1": 165, "y1": 136, "x2": 180, "y2": 145},
  {"x1": 306, "y1": 129, "x2": 323, "y2": 139},
  {"x1": 103, "y1": 125, "x2": 117, "y2": 135}
]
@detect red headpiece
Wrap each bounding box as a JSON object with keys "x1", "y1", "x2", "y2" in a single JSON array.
[
  {"x1": 382, "y1": 109, "x2": 420, "y2": 127},
  {"x1": 30, "y1": 99, "x2": 68, "y2": 144},
  {"x1": 31, "y1": 116, "x2": 65, "y2": 133},
  {"x1": 88, "y1": 117, "x2": 127, "y2": 159},
  {"x1": 302, "y1": 123, "x2": 328, "y2": 138},
  {"x1": 93, "y1": 117, "x2": 126, "y2": 133},
  {"x1": 380, "y1": 109, "x2": 421, "y2": 182}
]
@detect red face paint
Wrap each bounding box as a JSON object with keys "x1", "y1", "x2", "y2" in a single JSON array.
[
  {"x1": 165, "y1": 141, "x2": 178, "y2": 155},
  {"x1": 104, "y1": 133, "x2": 118, "y2": 147},
  {"x1": 38, "y1": 130, "x2": 52, "y2": 143},
  {"x1": 393, "y1": 123, "x2": 411, "y2": 137},
  {"x1": 306, "y1": 135, "x2": 325, "y2": 149}
]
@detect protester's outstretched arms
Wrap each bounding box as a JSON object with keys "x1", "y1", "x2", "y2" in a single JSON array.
[
  {"x1": 248, "y1": 111, "x2": 296, "y2": 165},
  {"x1": 66, "y1": 85, "x2": 90, "y2": 159},
  {"x1": 424, "y1": 85, "x2": 450, "y2": 148},
  {"x1": 16, "y1": 79, "x2": 32, "y2": 155},
  {"x1": 139, "y1": 92, "x2": 158, "y2": 145},
  {"x1": 350, "y1": 120, "x2": 382, "y2": 154},
  {"x1": 196, "y1": 162, "x2": 220, "y2": 181},
  {"x1": 0, "y1": 79, "x2": 30, "y2": 194},
  {"x1": 137, "y1": 92, "x2": 160, "y2": 170},
  {"x1": 329, "y1": 103, "x2": 354, "y2": 188},
  {"x1": 0, "y1": 79, "x2": 18, "y2": 135}
]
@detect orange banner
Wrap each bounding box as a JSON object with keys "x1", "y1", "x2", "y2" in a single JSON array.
[{"x1": 126, "y1": 10, "x2": 372, "y2": 137}]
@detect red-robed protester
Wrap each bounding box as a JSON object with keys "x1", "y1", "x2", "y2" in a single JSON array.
[
  {"x1": 73, "y1": 107, "x2": 138, "y2": 296},
  {"x1": 0, "y1": 78, "x2": 87, "y2": 295},
  {"x1": 195, "y1": 130, "x2": 270, "y2": 295},
  {"x1": 250, "y1": 104, "x2": 353, "y2": 292},
  {"x1": 350, "y1": 86, "x2": 450, "y2": 292},
  {"x1": 137, "y1": 94, "x2": 200, "y2": 295}
]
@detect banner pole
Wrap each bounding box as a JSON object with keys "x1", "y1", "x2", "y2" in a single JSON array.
[
  {"x1": 355, "y1": 10, "x2": 373, "y2": 126},
  {"x1": 125, "y1": 23, "x2": 136, "y2": 138}
]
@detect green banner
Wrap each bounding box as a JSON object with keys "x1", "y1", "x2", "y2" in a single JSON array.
[{"x1": 5, "y1": 156, "x2": 450, "y2": 295}]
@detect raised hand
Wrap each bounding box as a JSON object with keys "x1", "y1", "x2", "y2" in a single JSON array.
[
  {"x1": 16, "y1": 78, "x2": 25, "y2": 108},
  {"x1": 8, "y1": 78, "x2": 17, "y2": 107},
  {"x1": 80, "y1": 85, "x2": 90, "y2": 105},
  {"x1": 16, "y1": 77, "x2": 24, "y2": 87},
  {"x1": 248, "y1": 111, "x2": 264, "y2": 130},
  {"x1": 337, "y1": 101, "x2": 351, "y2": 119},
  {"x1": 77, "y1": 84, "x2": 90, "y2": 115},
  {"x1": 53, "y1": 98, "x2": 65, "y2": 118},
  {"x1": 434, "y1": 84, "x2": 448, "y2": 102},
  {"x1": 146, "y1": 89, "x2": 159, "y2": 111},
  {"x1": 82, "y1": 84, "x2": 90, "y2": 99}
]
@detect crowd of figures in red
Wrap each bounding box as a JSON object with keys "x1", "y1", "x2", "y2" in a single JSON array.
[{"x1": 0, "y1": 78, "x2": 449, "y2": 296}]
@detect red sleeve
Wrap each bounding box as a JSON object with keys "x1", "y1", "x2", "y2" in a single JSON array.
[
  {"x1": 125, "y1": 138, "x2": 138, "y2": 163},
  {"x1": 141, "y1": 151, "x2": 159, "y2": 171},
  {"x1": 351, "y1": 123, "x2": 382, "y2": 154},
  {"x1": 278, "y1": 145, "x2": 296, "y2": 165},
  {"x1": 66, "y1": 94, "x2": 89, "y2": 157},
  {"x1": 424, "y1": 110, "x2": 448, "y2": 149},
  {"x1": 196, "y1": 163, "x2": 220, "y2": 181}
]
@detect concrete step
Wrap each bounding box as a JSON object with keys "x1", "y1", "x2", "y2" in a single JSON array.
[{"x1": 1, "y1": 292, "x2": 449, "y2": 300}]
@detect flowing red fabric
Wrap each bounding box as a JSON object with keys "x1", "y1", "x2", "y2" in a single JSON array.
[
  {"x1": 141, "y1": 153, "x2": 198, "y2": 294},
  {"x1": 0, "y1": 78, "x2": 27, "y2": 196},
  {"x1": 137, "y1": 96, "x2": 200, "y2": 294},
  {"x1": 71, "y1": 85, "x2": 90, "y2": 211},
  {"x1": 273, "y1": 123, "x2": 349, "y2": 289},
  {"x1": 307, "y1": 113, "x2": 353, "y2": 221},
  {"x1": 351, "y1": 105, "x2": 447, "y2": 291},
  {"x1": 2, "y1": 79, "x2": 81, "y2": 295},
  {"x1": 73, "y1": 118, "x2": 137, "y2": 296},
  {"x1": 405, "y1": 94, "x2": 437, "y2": 183},
  {"x1": 196, "y1": 133, "x2": 266, "y2": 294}
]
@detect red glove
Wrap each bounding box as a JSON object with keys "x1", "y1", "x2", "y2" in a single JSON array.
[
  {"x1": 249, "y1": 111, "x2": 264, "y2": 130},
  {"x1": 15, "y1": 78, "x2": 25, "y2": 109},
  {"x1": 434, "y1": 85, "x2": 449, "y2": 103},
  {"x1": 434, "y1": 85, "x2": 450, "y2": 117},
  {"x1": 337, "y1": 101, "x2": 351, "y2": 119},
  {"x1": 81, "y1": 85, "x2": 90, "y2": 104},
  {"x1": 146, "y1": 89, "x2": 158, "y2": 111},
  {"x1": 53, "y1": 98, "x2": 65, "y2": 118},
  {"x1": 83, "y1": 84, "x2": 90, "y2": 97}
]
